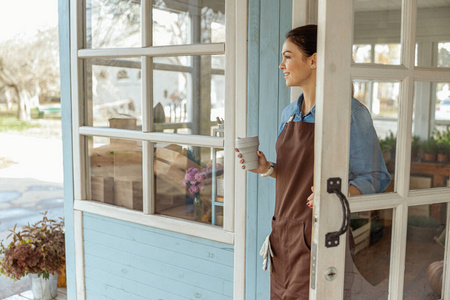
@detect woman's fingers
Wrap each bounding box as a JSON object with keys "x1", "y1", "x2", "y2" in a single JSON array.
[{"x1": 306, "y1": 186, "x2": 314, "y2": 208}]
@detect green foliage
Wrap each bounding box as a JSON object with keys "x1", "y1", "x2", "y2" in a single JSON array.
[
  {"x1": 434, "y1": 127, "x2": 450, "y2": 154},
  {"x1": 424, "y1": 137, "x2": 438, "y2": 154},
  {"x1": 407, "y1": 215, "x2": 439, "y2": 228},
  {"x1": 411, "y1": 136, "x2": 421, "y2": 152},
  {"x1": 0, "y1": 112, "x2": 40, "y2": 132},
  {"x1": 379, "y1": 131, "x2": 396, "y2": 151}
]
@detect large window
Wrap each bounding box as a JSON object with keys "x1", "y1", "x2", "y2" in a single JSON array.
[{"x1": 72, "y1": 0, "x2": 240, "y2": 241}]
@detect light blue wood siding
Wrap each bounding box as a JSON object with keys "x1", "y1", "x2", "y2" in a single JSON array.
[
  {"x1": 246, "y1": 1, "x2": 292, "y2": 299},
  {"x1": 83, "y1": 213, "x2": 234, "y2": 300},
  {"x1": 58, "y1": 0, "x2": 76, "y2": 299}
]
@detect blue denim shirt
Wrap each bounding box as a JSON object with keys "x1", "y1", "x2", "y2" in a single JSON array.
[{"x1": 278, "y1": 95, "x2": 391, "y2": 194}]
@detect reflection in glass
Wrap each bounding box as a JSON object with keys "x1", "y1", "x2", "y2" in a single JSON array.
[
  {"x1": 411, "y1": 81, "x2": 450, "y2": 190},
  {"x1": 353, "y1": 0, "x2": 401, "y2": 65},
  {"x1": 153, "y1": 56, "x2": 225, "y2": 136},
  {"x1": 88, "y1": 136, "x2": 143, "y2": 211},
  {"x1": 85, "y1": 58, "x2": 142, "y2": 129},
  {"x1": 352, "y1": 80, "x2": 398, "y2": 193},
  {"x1": 85, "y1": 0, "x2": 141, "y2": 49},
  {"x1": 346, "y1": 209, "x2": 392, "y2": 299},
  {"x1": 154, "y1": 143, "x2": 224, "y2": 226},
  {"x1": 438, "y1": 43, "x2": 450, "y2": 68},
  {"x1": 374, "y1": 44, "x2": 401, "y2": 65},
  {"x1": 152, "y1": 0, "x2": 225, "y2": 46},
  {"x1": 353, "y1": 44, "x2": 372, "y2": 63},
  {"x1": 416, "y1": 2, "x2": 450, "y2": 67},
  {"x1": 404, "y1": 204, "x2": 446, "y2": 299}
]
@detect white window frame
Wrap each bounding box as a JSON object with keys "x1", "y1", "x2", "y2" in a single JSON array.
[
  {"x1": 311, "y1": 0, "x2": 450, "y2": 299},
  {"x1": 70, "y1": 0, "x2": 247, "y2": 246}
]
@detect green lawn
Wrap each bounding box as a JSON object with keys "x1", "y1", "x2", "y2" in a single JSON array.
[{"x1": 0, "y1": 111, "x2": 41, "y2": 132}]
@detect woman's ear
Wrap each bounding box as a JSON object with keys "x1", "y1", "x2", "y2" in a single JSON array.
[{"x1": 310, "y1": 53, "x2": 317, "y2": 68}]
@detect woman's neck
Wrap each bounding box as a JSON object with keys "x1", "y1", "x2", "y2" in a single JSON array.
[{"x1": 301, "y1": 84, "x2": 316, "y2": 114}]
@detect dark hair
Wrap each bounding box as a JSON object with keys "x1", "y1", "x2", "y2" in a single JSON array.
[{"x1": 285, "y1": 24, "x2": 317, "y2": 58}]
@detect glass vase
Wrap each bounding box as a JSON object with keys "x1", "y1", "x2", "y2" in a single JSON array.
[
  {"x1": 30, "y1": 273, "x2": 58, "y2": 300},
  {"x1": 194, "y1": 196, "x2": 203, "y2": 221}
]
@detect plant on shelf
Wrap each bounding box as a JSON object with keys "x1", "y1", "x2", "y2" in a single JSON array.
[
  {"x1": 435, "y1": 127, "x2": 450, "y2": 162},
  {"x1": 411, "y1": 136, "x2": 421, "y2": 161},
  {"x1": 379, "y1": 131, "x2": 396, "y2": 163},
  {"x1": 423, "y1": 137, "x2": 438, "y2": 161},
  {"x1": 0, "y1": 212, "x2": 65, "y2": 299}
]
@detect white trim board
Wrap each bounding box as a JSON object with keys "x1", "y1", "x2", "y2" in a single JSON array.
[
  {"x1": 78, "y1": 43, "x2": 225, "y2": 58},
  {"x1": 74, "y1": 200, "x2": 234, "y2": 245}
]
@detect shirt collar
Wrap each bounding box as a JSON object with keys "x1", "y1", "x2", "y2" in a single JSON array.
[{"x1": 297, "y1": 94, "x2": 316, "y2": 118}]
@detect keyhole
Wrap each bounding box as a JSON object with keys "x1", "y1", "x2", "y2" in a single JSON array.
[{"x1": 325, "y1": 267, "x2": 338, "y2": 281}]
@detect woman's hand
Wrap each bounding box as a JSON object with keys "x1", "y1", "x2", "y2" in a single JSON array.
[
  {"x1": 306, "y1": 185, "x2": 361, "y2": 208},
  {"x1": 307, "y1": 186, "x2": 314, "y2": 208},
  {"x1": 235, "y1": 148, "x2": 271, "y2": 174}
]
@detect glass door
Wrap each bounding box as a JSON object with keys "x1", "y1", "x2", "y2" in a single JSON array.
[{"x1": 312, "y1": 0, "x2": 450, "y2": 299}]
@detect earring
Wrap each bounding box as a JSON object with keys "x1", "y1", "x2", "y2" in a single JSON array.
[{"x1": 311, "y1": 65, "x2": 315, "y2": 69}]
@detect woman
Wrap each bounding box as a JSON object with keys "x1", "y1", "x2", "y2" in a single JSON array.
[{"x1": 235, "y1": 25, "x2": 391, "y2": 299}]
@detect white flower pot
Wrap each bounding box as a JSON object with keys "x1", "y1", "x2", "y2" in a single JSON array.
[{"x1": 30, "y1": 273, "x2": 58, "y2": 300}]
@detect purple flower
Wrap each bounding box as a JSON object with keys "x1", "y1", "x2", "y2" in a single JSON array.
[
  {"x1": 189, "y1": 185, "x2": 200, "y2": 194},
  {"x1": 194, "y1": 173, "x2": 204, "y2": 182}
]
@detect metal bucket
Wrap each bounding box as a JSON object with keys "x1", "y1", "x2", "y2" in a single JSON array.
[{"x1": 30, "y1": 273, "x2": 58, "y2": 300}]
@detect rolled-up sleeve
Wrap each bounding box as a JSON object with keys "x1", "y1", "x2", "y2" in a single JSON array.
[{"x1": 349, "y1": 105, "x2": 391, "y2": 194}]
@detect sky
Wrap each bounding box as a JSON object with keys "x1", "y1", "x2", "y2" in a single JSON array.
[{"x1": 0, "y1": 0, "x2": 58, "y2": 42}]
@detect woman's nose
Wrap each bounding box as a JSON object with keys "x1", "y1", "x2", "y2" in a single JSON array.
[{"x1": 279, "y1": 62, "x2": 284, "y2": 70}]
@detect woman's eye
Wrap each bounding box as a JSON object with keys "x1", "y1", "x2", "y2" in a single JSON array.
[{"x1": 285, "y1": 56, "x2": 290, "y2": 59}]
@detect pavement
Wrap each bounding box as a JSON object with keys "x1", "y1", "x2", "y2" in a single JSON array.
[{"x1": 0, "y1": 123, "x2": 65, "y2": 299}]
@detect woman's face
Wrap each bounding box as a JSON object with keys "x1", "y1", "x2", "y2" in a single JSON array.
[{"x1": 279, "y1": 39, "x2": 316, "y2": 87}]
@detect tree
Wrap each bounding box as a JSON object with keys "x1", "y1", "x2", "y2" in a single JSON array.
[{"x1": 0, "y1": 27, "x2": 60, "y2": 120}]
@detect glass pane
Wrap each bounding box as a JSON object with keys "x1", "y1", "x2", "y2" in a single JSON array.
[
  {"x1": 352, "y1": 80, "x2": 399, "y2": 194},
  {"x1": 416, "y1": 1, "x2": 450, "y2": 68},
  {"x1": 153, "y1": 55, "x2": 225, "y2": 136},
  {"x1": 153, "y1": 0, "x2": 225, "y2": 46},
  {"x1": 85, "y1": 0, "x2": 141, "y2": 49},
  {"x1": 438, "y1": 43, "x2": 450, "y2": 68},
  {"x1": 374, "y1": 44, "x2": 401, "y2": 65},
  {"x1": 404, "y1": 204, "x2": 447, "y2": 299},
  {"x1": 88, "y1": 136, "x2": 143, "y2": 211},
  {"x1": 372, "y1": 82, "x2": 400, "y2": 118},
  {"x1": 411, "y1": 81, "x2": 450, "y2": 190},
  {"x1": 346, "y1": 209, "x2": 392, "y2": 299},
  {"x1": 353, "y1": 0, "x2": 402, "y2": 65},
  {"x1": 154, "y1": 143, "x2": 224, "y2": 226},
  {"x1": 353, "y1": 44, "x2": 372, "y2": 63},
  {"x1": 85, "y1": 58, "x2": 142, "y2": 129}
]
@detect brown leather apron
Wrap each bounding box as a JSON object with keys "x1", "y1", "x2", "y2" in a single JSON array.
[{"x1": 270, "y1": 118, "x2": 314, "y2": 300}]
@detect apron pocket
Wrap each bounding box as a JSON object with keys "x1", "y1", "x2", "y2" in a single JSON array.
[
  {"x1": 270, "y1": 219, "x2": 287, "y2": 288},
  {"x1": 284, "y1": 221, "x2": 311, "y2": 294}
]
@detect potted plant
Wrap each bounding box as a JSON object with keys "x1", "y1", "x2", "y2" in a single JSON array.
[
  {"x1": 0, "y1": 212, "x2": 65, "y2": 300},
  {"x1": 379, "y1": 131, "x2": 396, "y2": 163},
  {"x1": 423, "y1": 138, "x2": 437, "y2": 161},
  {"x1": 436, "y1": 141, "x2": 450, "y2": 163},
  {"x1": 407, "y1": 215, "x2": 439, "y2": 243},
  {"x1": 411, "y1": 136, "x2": 421, "y2": 161}
]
